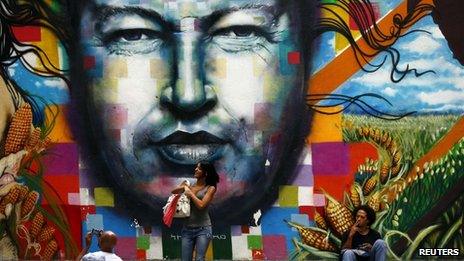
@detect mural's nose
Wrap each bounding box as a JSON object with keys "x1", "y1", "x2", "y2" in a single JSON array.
[{"x1": 162, "y1": 23, "x2": 216, "y2": 115}]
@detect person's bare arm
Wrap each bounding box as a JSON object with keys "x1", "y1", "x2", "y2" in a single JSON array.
[
  {"x1": 76, "y1": 232, "x2": 92, "y2": 261},
  {"x1": 171, "y1": 180, "x2": 188, "y2": 194},
  {"x1": 184, "y1": 186, "x2": 216, "y2": 210},
  {"x1": 341, "y1": 221, "x2": 359, "y2": 250}
]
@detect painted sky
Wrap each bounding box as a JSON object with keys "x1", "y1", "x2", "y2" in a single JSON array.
[
  {"x1": 340, "y1": 16, "x2": 464, "y2": 114},
  {"x1": 313, "y1": 15, "x2": 464, "y2": 114}
]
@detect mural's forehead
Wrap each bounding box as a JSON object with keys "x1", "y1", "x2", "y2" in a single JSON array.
[{"x1": 90, "y1": 0, "x2": 282, "y2": 21}]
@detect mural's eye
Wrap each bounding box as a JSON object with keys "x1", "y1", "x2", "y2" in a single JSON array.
[
  {"x1": 100, "y1": 28, "x2": 166, "y2": 55},
  {"x1": 208, "y1": 25, "x2": 277, "y2": 53},
  {"x1": 103, "y1": 29, "x2": 163, "y2": 44},
  {"x1": 211, "y1": 25, "x2": 269, "y2": 39}
]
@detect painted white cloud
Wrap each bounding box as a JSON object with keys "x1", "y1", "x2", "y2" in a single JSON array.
[
  {"x1": 351, "y1": 67, "x2": 391, "y2": 87},
  {"x1": 328, "y1": 36, "x2": 335, "y2": 52},
  {"x1": 408, "y1": 56, "x2": 463, "y2": 75},
  {"x1": 43, "y1": 78, "x2": 67, "y2": 89},
  {"x1": 382, "y1": 87, "x2": 397, "y2": 97},
  {"x1": 423, "y1": 104, "x2": 464, "y2": 112},
  {"x1": 400, "y1": 34, "x2": 441, "y2": 54},
  {"x1": 422, "y1": 25, "x2": 445, "y2": 39},
  {"x1": 418, "y1": 90, "x2": 464, "y2": 105},
  {"x1": 351, "y1": 54, "x2": 464, "y2": 90}
]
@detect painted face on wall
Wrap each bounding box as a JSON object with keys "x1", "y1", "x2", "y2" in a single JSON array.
[{"x1": 76, "y1": 0, "x2": 310, "y2": 223}]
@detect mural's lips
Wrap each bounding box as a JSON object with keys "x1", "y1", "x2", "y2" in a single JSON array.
[{"x1": 154, "y1": 131, "x2": 227, "y2": 164}]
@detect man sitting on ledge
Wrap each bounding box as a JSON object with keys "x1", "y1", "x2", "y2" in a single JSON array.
[{"x1": 341, "y1": 205, "x2": 387, "y2": 261}]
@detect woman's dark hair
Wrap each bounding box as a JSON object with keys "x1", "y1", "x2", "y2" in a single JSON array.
[
  {"x1": 199, "y1": 162, "x2": 219, "y2": 188},
  {"x1": 353, "y1": 205, "x2": 377, "y2": 226}
]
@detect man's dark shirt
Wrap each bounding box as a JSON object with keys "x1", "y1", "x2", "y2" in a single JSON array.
[{"x1": 341, "y1": 229, "x2": 381, "y2": 250}]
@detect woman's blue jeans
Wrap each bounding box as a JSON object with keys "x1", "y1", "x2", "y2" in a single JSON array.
[{"x1": 181, "y1": 226, "x2": 212, "y2": 261}]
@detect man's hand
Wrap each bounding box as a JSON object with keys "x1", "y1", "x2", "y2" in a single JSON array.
[
  {"x1": 348, "y1": 220, "x2": 360, "y2": 237},
  {"x1": 84, "y1": 232, "x2": 93, "y2": 248},
  {"x1": 77, "y1": 232, "x2": 93, "y2": 261},
  {"x1": 359, "y1": 243, "x2": 372, "y2": 251}
]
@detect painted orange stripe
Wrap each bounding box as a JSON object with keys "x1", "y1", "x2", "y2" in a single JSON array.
[
  {"x1": 308, "y1": 0, "x2": 435, "y2": 95},
  {"x1": 383, "y1": 116, "x2": 464, "y2": 202}
]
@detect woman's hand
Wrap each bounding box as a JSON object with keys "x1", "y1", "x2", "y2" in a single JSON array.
[
  {"x1": 171, "y1": 180, "x2": 188, "y2": 194},
  {"x1": 183, "y1": 186, "x2": 193, "y2": 198}
]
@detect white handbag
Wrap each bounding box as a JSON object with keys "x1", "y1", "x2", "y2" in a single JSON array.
[
  {"x1": 163, "y1": 193, "x2": 190, "y2": 218},
  {"x1": 163, "y1": 180, "x2": 191, "y2": 218},
  {"x1": 174, "y1": 194, "x2": 190, "y2": 218}
]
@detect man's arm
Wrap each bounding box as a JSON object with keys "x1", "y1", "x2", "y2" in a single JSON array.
[
  {"x1": 76, "y1": 232, "x2": 92, "y2": 261},
  {"x1": 341, "y1": 221, "x2": 359, "y2": 250}
]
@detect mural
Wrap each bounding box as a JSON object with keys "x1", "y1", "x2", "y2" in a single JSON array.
[{"x1": 0, "y1": 0, "x2": 463, "y2": 259}]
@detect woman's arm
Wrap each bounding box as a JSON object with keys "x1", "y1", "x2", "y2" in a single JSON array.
[
  {"x1": 185, "y1": 186, "x2": 216, "y2": 210},
  {"x1": 171, "y1": 180, "x2": 188, "y2": 194}
]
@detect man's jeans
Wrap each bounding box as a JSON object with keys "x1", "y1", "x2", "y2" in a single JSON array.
[
  {"x1": 181, "y1": 226, "x2": 212, "y2": 261},
  {"x1": 341, "y1": 240, "x2": 387, "y2": 261}
]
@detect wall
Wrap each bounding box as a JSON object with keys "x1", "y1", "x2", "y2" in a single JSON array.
[{"x1": 0, "y1": 0, "x2": 463, "y2": 259}]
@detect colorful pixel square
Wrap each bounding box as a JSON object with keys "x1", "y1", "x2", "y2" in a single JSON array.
[
  {"x1": 147, "y1": 236, "x2": 163, "y2": 260},
  {"x1": 314, "y1": 175, "x2": 350, "y2": 201},
  {"x1": 247, "y1": 235, "x2": 263, "y2": 250},
  {"x1": 312, "y1": 142, "x2": 350, "y2": 175},
  {"x1": 12, "y1": 26, "x2": 41, "y2": 42},
  {"x1": 42, "y1": 175, "x2": 79, "y2": 205},
  {"x1": 94, "y1": 187, "x2": 115, "y2": 207},
  {"x1": 115, "y1": 237, "x2": 136, "y2": 259},
  {"x1": 263, "y1": 235, "x2": 287, "y2": 260},
  {"x1": 136, "y1": 250, "x2": 146, "y2": 260},
  {"x1": 84, "y1": 56, "x2": 96, "y2": 69},
  {"x1": 307, "y1": 107, "x2": 343, "y2": 143},
  {"x1": 287, "y1": 51, "x2": 301, "y2": 64},
  {"x1": 252, "y1": 249, "x2": 265, "y2": 259},
  {"x1": 292, "y1": 164, "x2": 314, "y2": 186},
  {"x1": 298, "y1": 186, "x2": 313, "y2": 205},
  {"x1": 80, "y1": 205, "x2": 96, "y2": 221},
  {"x1": 137, "y1": 235, "x2": 150, "y2": 250},
  {"x1": 231, "y1": 226, "x2": 242, "y2": 236},
  {"x1": 299, "y1": 206, "x2": 324, "y2": 220},
  {"x1": 42, "y1": 143, "x2": 79, "y2": 175},
  {"x1": 254, "y1": 103, "x2": 271, "y2": 130},
  {"x1": 278, "y1": 185, "x2": 298, "y2": 207},
  {"x1": 232, "y1": 236, "x2": 252, "y2": 260},
  {"x1": 290, "y1": 214, "x2": 310, "y2": 230},
  {"x1": 105, "y1": 104, "x2": 128, "y2": 129},
  {"x1": 68, "y1": 193, "x2": 80, "y2": 205},
  {"x1": 86, "y1": 214, "x2": 103, "y2": 230}
]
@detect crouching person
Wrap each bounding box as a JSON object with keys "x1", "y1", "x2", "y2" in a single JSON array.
[{"x1": 341, "y1": 205, "x2": 387, "y2": 261}]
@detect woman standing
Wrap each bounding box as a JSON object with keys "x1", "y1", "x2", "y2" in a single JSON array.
[{"x1": 172, "y1": 162, "x2": 219, "y2": 261}]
